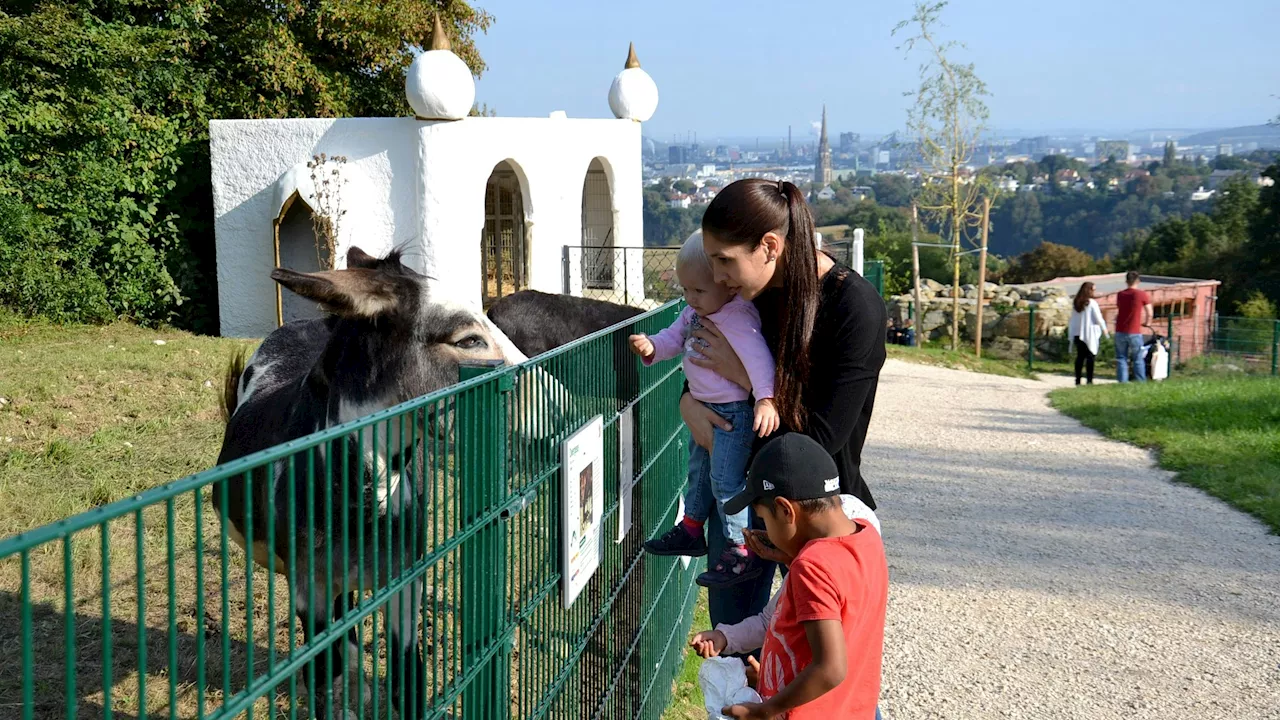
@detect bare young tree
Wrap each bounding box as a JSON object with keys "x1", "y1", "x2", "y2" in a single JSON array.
[
  {"x1": 307, "y1": 153, "x2": 348, "y2": 270},
  {"x1": 895, "y1": 1, "x2": 990, "y2": 351}
]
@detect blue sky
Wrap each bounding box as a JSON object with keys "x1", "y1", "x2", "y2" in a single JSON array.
[{"x1": 472, "y1": 0, "x2": 1280, "y2": 142}]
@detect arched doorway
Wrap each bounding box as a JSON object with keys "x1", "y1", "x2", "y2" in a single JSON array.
[
  {"x1": 274, "y1": 192, "x2": 325, "y2": 325},
  {"x1": 580, "y1": 158, "x2": 615, "y2": 291},
  {"x1": 480, "y1": 160, "x2": 529, "y2": 308}
]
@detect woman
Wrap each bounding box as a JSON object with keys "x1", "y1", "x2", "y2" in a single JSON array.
[
  {"x1": 1068, "y1": 281, "x2": 1109, "y2": 386},
  {"x1": 679, "y1": 178, "x2": 887, "y2": 628}
]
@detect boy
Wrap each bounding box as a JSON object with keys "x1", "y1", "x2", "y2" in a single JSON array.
[{"x1": 713, "y1": 433, "x2": 888, "y2": 720}]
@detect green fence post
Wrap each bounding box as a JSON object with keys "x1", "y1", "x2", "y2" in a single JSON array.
[
  {"x1": 1272, "y1": 320, "x2": 1279, "y2": 377},
  {"x1": 1027, "y1": 305, "x2": 1035, "y2": 372},
  {"x1": 458, "y1": 360, "x2": 512, "y2": 720},
  {"x1": 1168, "y1": 314, "x2": 1175, "y2": 375}
]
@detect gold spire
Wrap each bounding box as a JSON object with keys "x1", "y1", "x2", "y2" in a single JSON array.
[
  {"x1": 430, "y1": 14, "x2": 451, "y2": 51},
  {"x1": 624, "y1": 42, "x2": 641, "y2": 69}
]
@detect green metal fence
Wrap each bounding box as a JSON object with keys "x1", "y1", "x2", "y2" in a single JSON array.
[
  {"x1": 1201, "y1": 315, "x2": 1280, "y2": 376},
  {"x1": 863, "y1": 261, "x2": 885, "y2": 298},
  {"x1": 0, "y1": 302, "x2": 699, "y2": 719}
]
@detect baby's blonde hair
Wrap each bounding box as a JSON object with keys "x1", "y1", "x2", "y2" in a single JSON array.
[{"x1": 676, "y1": 230, "x2": 713, "y2": 279}]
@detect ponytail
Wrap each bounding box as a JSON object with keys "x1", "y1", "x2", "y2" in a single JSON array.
[
  {"x1": 774, "y1": 181, "x2": 819, "y2": 430},
  {"x1": 701, "y1": 178, "x2": 821, "y2": 430}
]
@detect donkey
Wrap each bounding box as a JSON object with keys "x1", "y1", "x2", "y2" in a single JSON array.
[
  {"x1": 215, "y1": 246, "x2": 530, "y2": 717},
  {"x1": 486, "y1": 289, "x2": 643, "y2": 358}
]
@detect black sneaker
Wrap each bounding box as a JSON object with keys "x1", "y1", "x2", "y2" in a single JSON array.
[
  {"x1": 696, "y1": 548, "x2": 764, "y2": 589},
  {"x1": 644, "y1": 525, "x2": 708, "y2": 557}
]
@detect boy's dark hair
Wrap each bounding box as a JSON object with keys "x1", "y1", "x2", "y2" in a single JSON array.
[
  {"x1": 763, "y1": 495, "x2": 840, "y2": 514},
  {"x1": 1125, "y1": 270, "x2": 1141, "y2": 285}
]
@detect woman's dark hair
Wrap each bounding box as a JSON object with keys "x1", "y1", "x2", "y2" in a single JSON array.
[
  {"x1": 702, "y1": 178, "x2": 819, "y2": 430},
  {"x1": 1073, "y1": 282, "x2": 1095, "y2": 313}
]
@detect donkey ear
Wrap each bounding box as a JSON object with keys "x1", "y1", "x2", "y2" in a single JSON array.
[
  {"x1": 272, "y1": 268, "x2": 400, "y2": 319},
  {"x1": 346, "y1": 246, "x2": 381, "y2": 270}
]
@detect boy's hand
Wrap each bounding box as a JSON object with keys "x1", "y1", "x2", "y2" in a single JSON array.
[
  {"x1": 752, "y1": 398, "x2": 780, "y2": 437},
  {"x1": 629, "y1": 334, "x2": 654, "y2": 359},
  {"x1": 721, "y1": 702, "x2": 774, "y2": 720},
  {"x1": 689, "y1": 629, "x2": 728, "y2": 658},
  {"x1": 743, "y1": 529, "x2": 793, "y2": 566}
]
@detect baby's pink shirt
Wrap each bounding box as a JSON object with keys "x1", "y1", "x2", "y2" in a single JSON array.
[{"x1": 642, "y1": 296, "x2": 775, "y2": 404}]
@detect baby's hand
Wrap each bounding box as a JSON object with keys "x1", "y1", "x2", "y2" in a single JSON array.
[
  {"x1": 629, "y1": 334, "x2": 654, "y2": 359},
  {"x1": 690, "y1": 629, "x2": 728, "y2": 658},
  {"x1": 753, "y1": 398, "x2": 779, "y2": 437}
]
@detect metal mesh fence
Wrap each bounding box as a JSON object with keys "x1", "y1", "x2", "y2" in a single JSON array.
[
  {"x1": 0, "y1": 303, "x2": 699, "y2": 720},
  {"x1": 562, "y1": 247, "x2": 681, "y2": 308}
]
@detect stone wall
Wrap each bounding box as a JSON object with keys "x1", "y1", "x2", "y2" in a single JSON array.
[{"x1": 888, "y1": 281, "x2": 1075, "y2": 360}]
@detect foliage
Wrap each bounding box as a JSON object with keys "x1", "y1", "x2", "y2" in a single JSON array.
[
  {"x1": 998, "y1": 242, "x2": 1106, "y2": 284},
  {"x1": 642, "y1": 189, "x2": 704, "y2": 247},
  {"x1": 0, "y1": 1, "x2": 493, "y2": 330},
  {"x1": 1051, "y1": 377, "x2": 1280, "y2": 534},
  {"x1": 671, "y1": 179, "x2": 697, "y2": 194},
  {"x1": 1237, "y1": 291, "x2": 1277, "y2": 320},
  {"x1": 1118, "y1": 170, "x2": 1278, "y2": 314},
  {"x1": 870, "y1": 173, "x2": 914, "y2": 207},
  {"x1": 895, "y1": 0, "x2": 990, "y2": 349}
]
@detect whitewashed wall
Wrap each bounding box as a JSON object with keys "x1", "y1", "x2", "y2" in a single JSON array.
[{"x1": 211, "y1": 116, "x2": 643, "y2": 338}]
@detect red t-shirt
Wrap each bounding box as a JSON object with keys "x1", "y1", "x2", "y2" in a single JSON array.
[
  {"x1": 759, "y1": 521, "x2": 888, "y2": 720},
  {"x1": 1115, "y1": 288, "x2": 1151, "y2": 334}
]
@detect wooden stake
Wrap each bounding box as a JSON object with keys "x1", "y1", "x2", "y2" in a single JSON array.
[
  {"x1": 912, "y1": 203, "x2": 923, "y2": 348},
  {"x1": 975, "y1": 196, "x2": 991, "y2": 358}
]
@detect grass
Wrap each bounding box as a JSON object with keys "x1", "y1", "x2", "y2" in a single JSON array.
[
  {"x1": 660, "y1": 588, "x2": 711, "y2": 719},
  {"x1": 1050, "y1": 376, "x2": 1280, "y2": 534}
]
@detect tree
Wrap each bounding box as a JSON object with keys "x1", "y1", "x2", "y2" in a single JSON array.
[
  {"x1": 895, "y1": 1, "x2": 990, "y2": 350},
  {"x1": 671, "y1": 179, "x2": 697, "y2": 194},
  {"x1": 1237, "y1": 291, "x2": 1277, "y2": 320},
  {"x1": 1005, "y1": 192, "x2": 1044, "y2": 253},
  {"x1": 1212, "y1": 155, "x2": 1249, "y2": 171},
  {"x1": 0, "y1": 1, "x2": 494, "y2": 329},
  {"x1": 870, "y1": 173, "x2": 913, "y2": 207},
  {"x1": 1164, "y1": 140, "x2": 1178, "y2": 168},
  {"x1": 1000, "y1": 242, "x2": 1099, "y2": 284}
]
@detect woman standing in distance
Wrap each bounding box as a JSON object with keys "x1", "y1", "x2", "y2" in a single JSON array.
[{"x1": 682, "y1": 178, "x2": 888, "y2": 628}]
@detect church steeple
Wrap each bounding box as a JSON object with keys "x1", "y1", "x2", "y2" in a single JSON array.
[{"x1": 814, "y1": 104, "x2": 833, "y2": 186}]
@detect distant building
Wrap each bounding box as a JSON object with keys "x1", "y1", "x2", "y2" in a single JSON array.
[
  {"x1": 1191, "y1": 186, "x2": 1215, "y2": 201},
  {"x1": 697, "y1": 163, "x2": 717, "y2": 178},
  {"x1": 877, "y1": 150, "x2": 891, "y2": 166},
  {"x1": 1217, "y1": 143, "x2": 1233, "y2": 158},
  {"x1": 814, "y1": 105, "x2": 833, "y2": 186},
  {"x1": 668, "y1": 145, "x2": 687, "y2": 165},
  {"x1": 815, "y1": 185, "x2": 837, "y2": 201},
  {"x1": 839, "y1": 132, "x2": 858, "y2": 153},
  {"x1": 667, "y1": 194, "x2": 692, "y2": 209},
  {"x1": 1096, "y1": 140, "x2": 1129, "y2": 162},
  {"x1": 995, "y1": 176, "x2": 1020, "y2": 193}
]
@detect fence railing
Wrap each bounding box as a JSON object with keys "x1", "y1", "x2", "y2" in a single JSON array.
[
  {"x1": 0, "y1": 302, "x2": 699, "y2": 720},
  {"x1": 562, "y1": 246, "x2": 681, "y2": 308}
]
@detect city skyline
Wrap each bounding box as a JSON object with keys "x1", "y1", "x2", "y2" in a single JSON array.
[{"x1": 472, "y1": 0, "x2": 1279, "y2": 139}]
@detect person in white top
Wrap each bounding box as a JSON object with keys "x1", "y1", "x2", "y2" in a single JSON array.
[{"x1": 1068, "y1": 282, "x2": 1109, "y2": 386}]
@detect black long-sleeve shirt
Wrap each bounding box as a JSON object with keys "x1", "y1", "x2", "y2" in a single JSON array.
[{"x1": 685, "y1": 259, "x2": 887, "y2": 509}]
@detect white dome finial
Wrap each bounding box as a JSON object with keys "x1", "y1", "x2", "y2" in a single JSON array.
[
  {"x1": 405, "y1": 14, "x2": 475, "y2": 121},
  {"x1": 609, "y1": 42, "x2": 658, "y2": 122}
]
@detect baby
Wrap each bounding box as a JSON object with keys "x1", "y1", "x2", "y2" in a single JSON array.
[{"x1": 630, "y1": 230, "x2": 778, "y2": 589}]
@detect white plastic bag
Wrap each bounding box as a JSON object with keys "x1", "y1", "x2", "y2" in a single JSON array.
[{"x1": 699, "y1": 656, "x2": 763, "y2": 719}]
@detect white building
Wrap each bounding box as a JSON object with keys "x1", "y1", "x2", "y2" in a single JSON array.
[{"x1": 210, "y1": 30, "x2": 659, "y2": 338}]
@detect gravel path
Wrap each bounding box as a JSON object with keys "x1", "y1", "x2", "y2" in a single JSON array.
[{"x1": 868, "y1": 360, "x2": 1280, "y2": 720}]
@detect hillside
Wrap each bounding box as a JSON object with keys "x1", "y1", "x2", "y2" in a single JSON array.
[{"x1": 1179, "y1": 124, "x2": 1280, "y2": 148}]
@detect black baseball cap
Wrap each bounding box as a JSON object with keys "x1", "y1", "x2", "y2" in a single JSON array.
[{"x1": 723, "y1": 433, "x2": 841, "y2": 515}]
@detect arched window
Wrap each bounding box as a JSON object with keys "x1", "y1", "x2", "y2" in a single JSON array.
[{"x1": 580, "y1": 158, "x2": 616, "y2": 292}]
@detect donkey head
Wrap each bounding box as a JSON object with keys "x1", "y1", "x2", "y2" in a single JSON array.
[{"x1": 271, "y1": 246, "x2": 526, "y2": 425}]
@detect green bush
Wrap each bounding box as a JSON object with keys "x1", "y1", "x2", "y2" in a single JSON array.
[{"x1": 0, "y1": 2, "x2": 493, "y2": 330}]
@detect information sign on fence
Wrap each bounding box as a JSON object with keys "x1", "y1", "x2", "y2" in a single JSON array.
[{"x1": 562, "y1": 415, "x2": 605, "y2": 608}]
